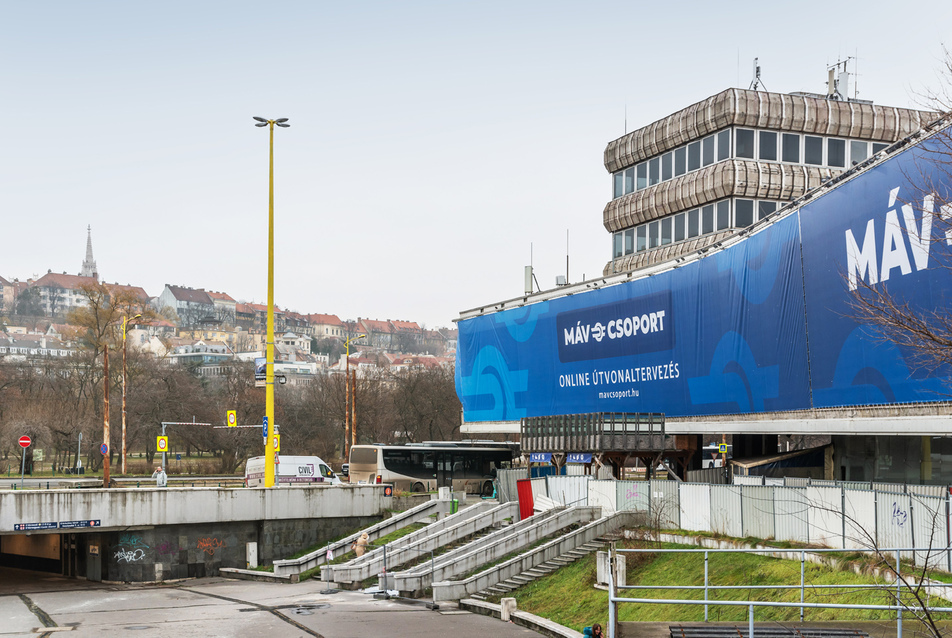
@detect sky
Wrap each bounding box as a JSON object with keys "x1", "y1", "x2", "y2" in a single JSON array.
[{"x1": 3, "y1": 1, "x2": 952, "y2": 329}]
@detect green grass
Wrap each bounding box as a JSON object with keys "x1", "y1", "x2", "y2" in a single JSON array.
[{"x1": 490, "y1": 539, "x2": 952, "y2": 633}]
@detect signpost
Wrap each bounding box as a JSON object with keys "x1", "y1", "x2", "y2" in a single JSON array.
[{"x1": 18, "y1": 435, "x2": 31, "y2": 488}]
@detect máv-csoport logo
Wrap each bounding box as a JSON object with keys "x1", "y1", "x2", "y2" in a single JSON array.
[{"x1": 555, "y1": 291, "x2": 673, "y2": 363}]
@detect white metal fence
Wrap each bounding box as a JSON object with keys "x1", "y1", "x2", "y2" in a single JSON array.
[{"x1": 496, "y1": 470, "x2": 952, "y2": 567}]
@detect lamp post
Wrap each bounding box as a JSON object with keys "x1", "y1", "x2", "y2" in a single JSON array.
[
  {"x1": 344, "y1": 333, "x2": 365, "y2": 459},
  {"x1": 121, "y1": 313, "x2": 141, "y2": 475},
  {"x1": 254, "y1": 115, "x2": 289, "y2": 488}
]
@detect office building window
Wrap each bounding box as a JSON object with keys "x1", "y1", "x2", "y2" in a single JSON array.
[
  {"x1": 717, "y1": 129, "x2": 731, "y2": 161},
  {"x1": 661, "y1": 217, "x2": 672, "y2": 245},
  {"x1": 688, "y1": 141, "x2": 701, "y2": 171},
  {"x1": 688, "y1": 208, "x2": 700, "y2": 238},
  {"x1": 758, "y1": 201, "x2": 777, "y2": 220},
  {"x1": 759, "y1": 131, "x2": 777, "y2": 161},
  {"x1": 662, "y1": 152, "x2": 673, "y2": 181},
  {"x1": 850, "y1": 141, "x2": 868, "y2": 164},
  {"x1": 674, "y1": 213, "x2": 686, "y2": 242},
  {"x1": 782, "y1": 133, "x2": 800, "y2": 163},
  {"x1": 804, "y1": 136, "x2": 823, "y2": 165},
  {"x1": 736, "y1": 129, "x2": 755, "y2": 159},
  {"x1": 827, "y1": 138, "x2": 846, "y2": 167},
  {"x1": 716, "y1": 200, "x2": 730, "y2": 231},
  {"x1": 624, "y1": 229, "x2": 634, "y2": 255},
  {"x1": 735, "y1": 199, "x2": 755, "y2": 227},
  {"x1": 648, "y1": 221, "x2": 660, "y2": 248},
  {"x1": 702, "y1": 204, "x2": 715, "y2": 234},
  {"x1": 702, "y1": 135, "x2": 715, "y2": 166},
  {"x1": 675, "y1": 147, "x2": 686, "y2": 176}
]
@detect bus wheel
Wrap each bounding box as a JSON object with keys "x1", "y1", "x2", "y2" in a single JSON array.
[
  {"x1": 482, "y1": 481, "x2": 494, "y2": 497},
  {"x1": 412, "y1": 482, "x2": 426, "y2": 493}
]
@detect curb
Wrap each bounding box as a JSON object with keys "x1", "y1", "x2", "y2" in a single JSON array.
[
  {"x1": 460, "y1": 598, "x2": 583, "y2": 638},
  {"x1": 219, "y1": 567, "x2": 299, "y2": 583}
]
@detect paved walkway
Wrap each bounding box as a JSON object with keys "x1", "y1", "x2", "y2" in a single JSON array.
[{"x1": 0, "y1": 568, "x2": 542, "y2": 638}]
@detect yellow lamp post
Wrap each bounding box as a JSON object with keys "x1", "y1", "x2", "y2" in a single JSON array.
[
  {"x1": 121, "y1": 313, "x2": 142, "y2": 475},
  {"x1": 254, "y1": 115, "x2": 289, "y2": 488},
  {"x1": 344, "y1": 333, "x2": 365, "y2": 459}
]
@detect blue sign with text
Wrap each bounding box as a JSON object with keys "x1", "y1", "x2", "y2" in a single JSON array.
[{"x1": 456, "y1": 126, "x2": 952, "y2": 420}]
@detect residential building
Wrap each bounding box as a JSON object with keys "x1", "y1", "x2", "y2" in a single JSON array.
[
  {"x1": 156, "y1": 285, "x2": 215, "y2": 327},
  {"x1": 307, "y1": 313, "x2": 345, "y2": 340},
  {"x1": 206, "y1": 291, "x2": 237, "y2": 326}
]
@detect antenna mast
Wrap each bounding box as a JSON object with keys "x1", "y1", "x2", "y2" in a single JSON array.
[{"x1": 749, "y1": 58, "x2": 766, "y2": 91}]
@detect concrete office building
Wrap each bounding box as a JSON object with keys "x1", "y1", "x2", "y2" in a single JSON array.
[{"x1": 602, "y1": 86, "x2": 934, "y2": 275}]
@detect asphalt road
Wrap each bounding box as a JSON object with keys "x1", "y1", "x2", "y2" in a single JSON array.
[{"x1": 0, "y1": 568, "x2": 543, "y2": 638}]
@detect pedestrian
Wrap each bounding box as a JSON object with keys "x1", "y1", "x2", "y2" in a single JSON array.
[
  {"x1": 351, "y1": 532, "x2": 369, "y2": 557},
  {"x1": 583, "y1": 623, "x2": 603, "y2": 637},
  {"x1": 151, "y1": 465, "x2": 167, "y2": 488}
]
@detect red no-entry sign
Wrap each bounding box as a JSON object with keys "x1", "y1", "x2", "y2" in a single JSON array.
[{"x1": 18, "y1": 436, "x2": 31, "y2": 448}]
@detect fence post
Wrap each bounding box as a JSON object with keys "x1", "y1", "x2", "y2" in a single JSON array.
[
  {"x1": 704, "y1": 550, "x2": 709, "y2": 622},
  {"x1": 800, "y1": 550, "x2": 805, "y2": 622},
  {"x1": 608, "y1": 547, "x2": 616, "y2": 638},
  {"x1": 896, "y1": 549, "x2": 902, "y2": 638},
  {"x1": 748, "y1": 603, "x2": 754, "y2": 638}
]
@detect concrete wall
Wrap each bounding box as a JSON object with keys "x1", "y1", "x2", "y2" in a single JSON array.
[
  {"x1": 0, "y1": 484, "x2": 385, "y2": 533},
  {"x1": 98, "y1": 514, "x2": 379, "y2": 582}
]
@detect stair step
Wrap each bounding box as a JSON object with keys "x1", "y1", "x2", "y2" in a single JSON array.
[
  {"x1": 550, "y1": 558, "x2": 573, "y2": 565},
  {"x1": 510, "y1": 575, "x2": 533, "y2": 584},
  {"x1": 471, "y1": 593, "x2": 487, "y2": 600},
  {"x1": 525, "y1": 569, "x2": 548, "y2": 577}
]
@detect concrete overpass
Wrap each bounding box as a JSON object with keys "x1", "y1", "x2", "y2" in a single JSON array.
[{"x1": 0, "y1": 484, "x2": 389, "y2": 583}]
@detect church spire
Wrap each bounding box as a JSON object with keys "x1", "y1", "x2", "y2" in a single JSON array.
[{"x1": 80, "y1": 225, "x2": 98, "y2": 280}]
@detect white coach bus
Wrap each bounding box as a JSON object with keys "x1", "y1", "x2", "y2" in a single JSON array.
[{"x1": 348, "y1": 441, "x2": 518, "y2": 495}]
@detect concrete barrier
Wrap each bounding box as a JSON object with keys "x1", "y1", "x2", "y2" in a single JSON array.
[
  {"x1": 273, "y1": 497, "x2": 453, "y2": 577},
  {"x1": 432, "y1": 510, "x2": 639, "y2": 602},
  {"x1": 394, "y1": 506, "x2": 599, "y2": 593},
  {"x1": 0, "y1": 484, "x2": 387, "y2": 534}
]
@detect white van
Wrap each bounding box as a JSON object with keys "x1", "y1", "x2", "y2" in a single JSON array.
[{"x1": 244, "y1": 455, "x2": 341, "y2": 487}]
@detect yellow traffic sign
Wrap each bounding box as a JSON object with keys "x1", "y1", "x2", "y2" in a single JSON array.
[
  {"x1": 272, "y1": 434, "x2": 280, "y2": 452},
  {"x1": 156, "y1": 436, "x2": 169, "y2": 453},
  {"x1": 227, "y1": 410, "x2": 237, "y2": 427}
]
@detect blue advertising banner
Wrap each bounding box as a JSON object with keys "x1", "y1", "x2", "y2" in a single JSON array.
[
  {"x1": 456, "y1": 126, "x2": 952, "y2": 421},
  {"x1": 457, "y1": 212, "x2": 809, "y2": 419},
  {"x1": 799, "y1": 137, "x2": 952, "y2": 406},
  {"x1": 529, "y1": 453, "x2": 552, "y2": 463}
]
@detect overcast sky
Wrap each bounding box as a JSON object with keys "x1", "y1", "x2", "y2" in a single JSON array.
[{"x1": 3, "y1": 1, "x2": 951, "y2": 328}]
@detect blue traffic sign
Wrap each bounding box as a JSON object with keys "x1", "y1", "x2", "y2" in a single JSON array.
[
  {"x1": 14, "y1": 522, "x2": 56, "y2": 531},
  {"x1": 100, "y1": 443, "x2": 108, "y2": 455},
  {"x1": 262, "y1": 416, "x2": 268, "y2": 438},
  {"x1": 59, "y1": 520, "x2": 100, "y2": 529}
]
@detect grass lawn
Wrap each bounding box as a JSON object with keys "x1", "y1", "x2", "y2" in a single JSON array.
[{"x1": 494, "y1": 539, "x2": 952, "y2": 633}]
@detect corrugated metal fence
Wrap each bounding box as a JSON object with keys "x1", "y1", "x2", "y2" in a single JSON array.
[{"x1": 496, "y1": 471, "x2": 950, "y2": 567}]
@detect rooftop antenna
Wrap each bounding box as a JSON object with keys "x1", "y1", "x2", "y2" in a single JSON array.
[
  {"x1": 749, "y1": 57, "x2": 766, "y2": 91},
  {"x1": 827, "y1": 57, "x2": 853, "y2": 100},
  {"x1": 524, "y1": 243, "x2": 541, "y2": 295}
]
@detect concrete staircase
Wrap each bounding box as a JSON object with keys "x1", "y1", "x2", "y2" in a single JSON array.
[{"x1": 469, "y1": 537, "x2": 608, "y2": 600}]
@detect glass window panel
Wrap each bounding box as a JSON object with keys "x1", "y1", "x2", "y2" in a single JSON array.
[
  {"x1": 674, "y1": 147, "x2": 686, "y2": 176},
  {"x1": 736, "y1": 129, "x2": 755, "y2": 159},
  {"x1": 648, "y1": 221, "x2": 660, "y2": 248},
  {"x1": 636, "y1": 162, "x2": 648, "y2": 190},
  {"x1": 614, "y1": 172, "x2": 623, "y2": 198},
  {"x1": 804, "y1": 136, "x2": 823, "y2": 165},
  {"x1": 702, "y1": 135, "x2": 715, "y2": 166},
  {"x1": 624, "y1": 229, "x2": 634, "y2": 255},
  {"x1": 702, "y1": 205, "x2": 714, "y2": 234},
  {"x1": 782, "y1": 133, "x2": 800, "y2": 163},
  {"x1": 688, "y1": 141, "x2": 701, "y2": 171},
  {"x1": 735, "y1": 199, "x2": 754, "y2": 227},
  {"x1": 613, "y1": 232, "x2": 623, "y2": 258},
  {"x1": 636, "y1": 225, "x2": 647, "y2": 251},
  {"x1": 717, "y1": 129, "x2": 731, "y2": 161},
  {"x1": 624, "y1": 167, "x2": 634, "y2": 194},
  {"x1": 661, "y1": 152, "x2": 673, "y2": 181},
  {"x1": 827, "y1": 138, "x2": 846, "y2": 167},
  {"x1": 674, "y1": 213, "x2": 686, "y2": 241},
  {"x1": 758, "y1": 131, "x2": 777, "y2": 161},
  {"x1": 661, "y1": 217, "x2": 672, "y2": 245},
  {"x1": 649, "y1": 157, "x2": 660, "y2": 185},
  {"x1": 687, "y1": 209, "x2": 699, "y2": 238},
  {"x1": 758, "y1": 201, "x2": 777, "y2": 220},
  {"x1": 850, "y1": 140, "x2": 868, "y2": 165},
  {"x1": 872, "y1": 142, "x2": 889, "y2": 154},
  {"x1": 716, "y1": 200, "x2": 730, "y2": 230}
]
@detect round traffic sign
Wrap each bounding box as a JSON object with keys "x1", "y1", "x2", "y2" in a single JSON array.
[
  {"x1": 18, "y1": 435, "x2": 31, "y2": 448},
  {"x1": 100, "y1": 443, "x2": 108, "y2": 455}
]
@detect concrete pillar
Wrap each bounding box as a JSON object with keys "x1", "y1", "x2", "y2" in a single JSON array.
[
  {"x1": 246, "y1": 542, "x2": 258, "y2": 569},
  {"x1": 500, "y1": 597, "x2": 517, "y2": 622},
  {"x1": 613, "y1": 553, "x2": 626, "y2": 587}
]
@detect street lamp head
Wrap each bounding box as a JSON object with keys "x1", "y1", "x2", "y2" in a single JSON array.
[
  {"x1": 254, "y1": 122, "x2": 268, "y2": 127},
  {"x1": 252, "y1": 116, "x2": 268, "y2": 123},
  {"x1": 275, "y1": 118, "x2": 289, "y2": 123},
  {"x1": 276, "y1": 121, "x2": 290, "y2": 128}
]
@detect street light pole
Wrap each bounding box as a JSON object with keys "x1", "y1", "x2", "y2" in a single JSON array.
[
  {"x1": 254, "y1": 116, "x2": 289, "y2": 488},
  {"x1": 344, "y1": 333, "x2": 365, "y2": 459},
  {"x1": 121, "y1": 313, "x2": 141, "y2": 475}
]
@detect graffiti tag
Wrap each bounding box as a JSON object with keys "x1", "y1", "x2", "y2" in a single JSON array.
[
  {"x1": 625, "y1": 488, "x2": 640, "y2": 500},
  {"x1": 114, "y1": 548, "x2": 147, "y2": 563},
  {"x1": 155, "y1": 540, "x2": 181, "y2": 556},
  {"x1": 118, "y1": 534, "x2": 149, "y2": 549},
  {"x1": 892, "y1": 502, "x2": 908, "y2": 527},
  {"x1": 197, "y1": 537, "x2": 226, "y2": 556}
]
